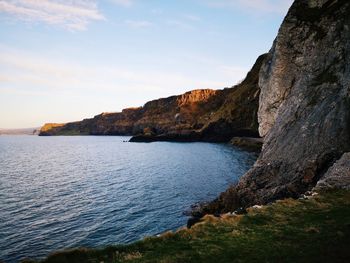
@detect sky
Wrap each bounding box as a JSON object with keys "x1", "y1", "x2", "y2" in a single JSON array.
[{"x1": 0, "y1": 0, "x2": 293, "y2": 128}]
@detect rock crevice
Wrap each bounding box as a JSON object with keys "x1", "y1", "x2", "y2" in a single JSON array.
[{"x1": 205, "y1": 0, "x2": 350, "y2": 212}]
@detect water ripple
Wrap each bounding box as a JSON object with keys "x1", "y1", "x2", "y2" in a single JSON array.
[{"x1": 0, "y1": 136, "x2": 256, "y2": 262}]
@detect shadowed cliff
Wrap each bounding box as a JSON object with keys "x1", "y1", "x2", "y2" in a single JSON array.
[
  {"x1": 40, "y1": 0, "x2": 350, "y2": 219},
  {"x1": 199, "y1": 0, "x2": 350, "y2": 215},
  {"x1": 26, "y1": 1, "x2": 350, "y2": 261},
  {"x1": 39, "y1": 54, "x2": 266, "y2": 142}
]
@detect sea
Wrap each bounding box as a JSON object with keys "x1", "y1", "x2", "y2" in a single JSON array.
[{"x1": 0, "y1": 135, "x2": 257, "y2": 262}]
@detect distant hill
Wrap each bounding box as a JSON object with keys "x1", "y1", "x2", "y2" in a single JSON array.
[
  {"x1": 0, "y1": 128, "x2": 40, "y2": 135},
  {"x1": 40, "y1": 54, "x2": 267, "y2": 142}
]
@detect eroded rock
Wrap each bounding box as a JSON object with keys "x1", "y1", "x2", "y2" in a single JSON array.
[
  {"x1": 230, "y1": 137, "x2": 263, "y2": 152},
  {"x1": 198, "y1": 0, "x2": 350, "y2": 212},
  {"x1": 40, "y1": 55, "x2": 267, "y2": 142},
  {"x1": 314, "y1": 152, "x2": 350, "y2": 190},
  {"x1": 237, "y1": 0, "x2": 350, "y2": 206}
]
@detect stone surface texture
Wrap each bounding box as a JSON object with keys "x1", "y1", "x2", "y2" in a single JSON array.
[
  {"x1": 314, "y1": 152, "x2": 350, "y2": 190},
  {"x1": 40, "y1": 55, "x2": 267, "y2": 142},
  {"x1": 236, "y1": 0, "x2": 350, "y2": 206}
]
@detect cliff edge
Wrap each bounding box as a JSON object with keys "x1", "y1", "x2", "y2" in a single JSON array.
[
  {"x1": 200, "y1": 0, "x2": 350, "y2": 214},
  {"x1": 40, "y1": 0, "x2": 350, "y2": 214},
  {"x1": 40, "y1": 54, "x2": 266, "y2": 142}
]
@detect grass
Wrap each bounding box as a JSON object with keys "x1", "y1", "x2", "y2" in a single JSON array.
[
  {"x1": 56, "y1": 130, "x2": 90, "y2": 136},
  {"x1": 27, "y1": 190, "x2": 350, "y2": 263},
  {"x1": 39, "y1": 123, "x2": 90, "y2": 136},
  {"x1": 39, "y1": 123, "x2": 65, "y2": 132}
]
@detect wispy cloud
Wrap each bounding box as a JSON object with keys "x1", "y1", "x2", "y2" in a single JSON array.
[
  {"x1": 203, "y1": 0, "x2": 293, "y2": 15},
  {"x1": 167, "y1": 19, "x2": 195, "y2": 31},
  {"x1": 109, "y1": 0, "x2": 133, "y2": 7},
  {"x1": 0, "y1": 45, "x2": 249, "y2": 127},
  {"x1": 165, "y1": 14, "x2": 201, "y2": 31},
  {"x1": 0, "y1": 0, "x2": 104, "y2": 30},
  {"x1": 184, "y1": 14, "x2": 201, "y2": 21},
  {"x1": 0, "y1": 46, "x2": 234, "y2": 99},
  {"x1": 219, "y1": 65, "x2": 248, "y2": 83},
  {"x1": 124, "y1": 19, "x2": 153, "y2": 28}
]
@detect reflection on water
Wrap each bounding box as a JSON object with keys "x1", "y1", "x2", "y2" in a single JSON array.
[{"x1": 0, "y1": 135, "x2": 256, "y2": 262}]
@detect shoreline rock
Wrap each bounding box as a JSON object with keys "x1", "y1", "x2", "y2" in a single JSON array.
[
  {"x1": 129, "y1": 132, "x2": 202, "y2": 143},
  {"x1": 314, "y1": 152, "x2": 350, "y2": 191},
  {"x1": 230, "y1": 137, "x2": 263, "y2": 152},
  {"x1": 209, "y1": 0, "x2": 350, "y2": 211},
  {"x1": 39, "y1": 54, "x2": 267, "y2": 144}
]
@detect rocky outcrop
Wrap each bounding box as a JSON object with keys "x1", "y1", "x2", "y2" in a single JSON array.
[
  {"x1": 40, "y1": 109, "x2": 142, "y2": 136},
  {"x1": 201, "y1": 0, "x2": 350, "y2": 213},
  {"x1": 314, "y1": 152, "x2": 350, "y2": 190},
  {"x1": 40, "y1": 0, "x2": 350, "y2": 218},
  {"x1": 196, "y1": 55, "x2": 266, "y2": 142},
  {"x1": 230, "y1": 137, "x2": 263, "y2": 152},
  {"x1": 40, "y1": 54, "x2": 267, "y2": 142},
  {"x1": 40, "y1": 89, "x2": 227, "y2": 137}
]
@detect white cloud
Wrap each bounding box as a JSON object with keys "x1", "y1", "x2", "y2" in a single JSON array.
[
  {"x1": 124, "y1": 19, "x2": 153, "y2": 28},
  {"x1": 0, "y1": 0, "x2": 104, "y2": 30},
  {"x1": 203, "y1": 0, "x2": 293, "y2": 15},
  {"x1": 109, "y1": 0, "x2": 133, "y2": 7}
]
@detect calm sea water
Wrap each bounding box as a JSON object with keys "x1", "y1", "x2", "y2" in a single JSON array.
[{"x1": 0, "y1": 136, "x2": 256, "y2": 262}]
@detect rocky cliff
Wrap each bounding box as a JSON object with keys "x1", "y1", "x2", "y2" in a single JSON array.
[
  {"x1": 200, "y1": 0, "x2": 350, "y2": 214},
  {"x1": 40, "y1": 0, "x2": 350, "y2": 214},
  {"x1": 40, "y1": 54, "x2": 266, "y2": 141}
]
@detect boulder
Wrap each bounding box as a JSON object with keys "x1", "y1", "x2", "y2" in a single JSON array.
[
  {"x1": 230, "y1": 137, "x2": 263, "y2": 152},
  {"x1": 314, "y1": 152, "x2": 350, "y2": 190}
]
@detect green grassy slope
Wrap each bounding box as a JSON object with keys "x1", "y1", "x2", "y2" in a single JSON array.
[{"x1": 27, "y1": 190, "x2": 350, "y2": 263}]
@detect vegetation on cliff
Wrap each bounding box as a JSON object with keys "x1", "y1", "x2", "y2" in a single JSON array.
[
  {"x1": 34, "y1": 1, "x2": 350, "y2": 262},
  {"x1": 201, "y1": 0, "x2": 350, "y2": 212},
  {"x1": 28, "y1": 190, "x2": 350, "y2": 263},
  {"x1": 39, "y1": 54, "x2": 267, "y2": 142}
]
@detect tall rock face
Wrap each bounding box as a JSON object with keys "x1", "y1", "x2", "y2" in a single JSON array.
[
  {"x1": 236, "y1": 0, "x2": 350, "y2": 206},
  {"x1": 40, "y1": 54, "x2": 266, "y2": 142},
  {"x1": 199, "y1": 54, "x2": 266, "y2": 141}
]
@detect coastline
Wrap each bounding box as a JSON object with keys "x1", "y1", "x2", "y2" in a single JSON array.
[
  {"x1": 6, "y1": 0, "x2": 350, "y2": 262},
  {"x1": 25, "y1": 189, "x2": 350, "y2": 263}
]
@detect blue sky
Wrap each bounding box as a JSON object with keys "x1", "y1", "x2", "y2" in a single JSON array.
[{"x1": 0, "y1": 0, "x2": 293, "y2": 128}]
